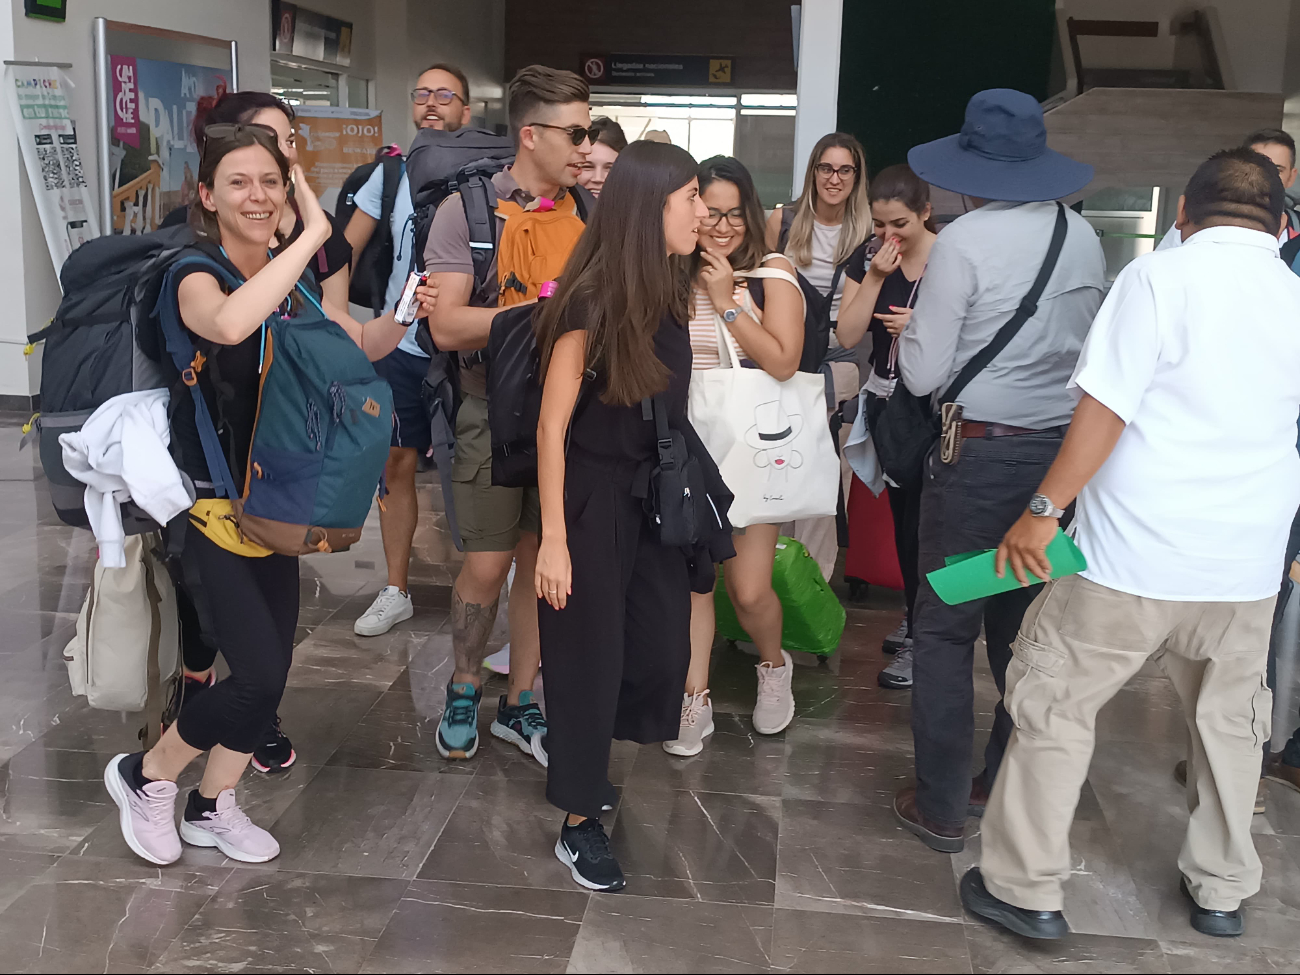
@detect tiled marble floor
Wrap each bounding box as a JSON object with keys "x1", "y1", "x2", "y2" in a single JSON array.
[{"x1": 0, "y1": 415, "x2": 1298, "y2": 973}]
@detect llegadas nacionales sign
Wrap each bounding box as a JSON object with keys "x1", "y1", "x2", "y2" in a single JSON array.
[{"x1": 581, "y1": 54, "x2": 733, "y2": 86}]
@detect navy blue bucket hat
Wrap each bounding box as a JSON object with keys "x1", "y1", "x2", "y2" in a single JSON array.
[{"x1": 908, "y1": 89, "x2": 1093, "y2": 202}]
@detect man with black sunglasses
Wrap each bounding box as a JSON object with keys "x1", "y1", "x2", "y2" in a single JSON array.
[
  {"x1": 347, "y1": 64, "x2": 472, "y2": 641},
  {"x1": 420, "y1": 65, "x2": 593, "y2": 772}
]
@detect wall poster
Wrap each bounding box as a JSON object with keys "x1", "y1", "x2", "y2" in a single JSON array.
[
  {"x1": 293, "y1": 106, "x2": 383, "y2": 211},
  {"x1": 108, "y1": 56, "x2": 231, "y2": 234}
]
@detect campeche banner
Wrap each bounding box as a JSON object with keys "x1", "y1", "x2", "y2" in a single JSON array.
[{"x1": 3, "y1": 64, "x2": 99, "y2": 275}]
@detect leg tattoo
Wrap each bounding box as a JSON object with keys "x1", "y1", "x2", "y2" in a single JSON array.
[{"x1": 452, "y1": 587, "x2": 501, "y2": 677}]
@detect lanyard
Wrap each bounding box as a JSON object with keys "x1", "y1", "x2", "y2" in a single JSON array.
[{"x1": 886, "y1": 265, "x2": 926, "y2": 379}]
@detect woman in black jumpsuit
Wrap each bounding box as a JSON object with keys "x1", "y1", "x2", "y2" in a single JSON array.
[{"x1": 533, "y1": 140, "x2": 717, "y2": 891}]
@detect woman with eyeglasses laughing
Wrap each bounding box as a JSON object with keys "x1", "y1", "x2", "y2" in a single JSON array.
[{"x1": 662, "y1": 155, "x2": 805, "y2": 758}]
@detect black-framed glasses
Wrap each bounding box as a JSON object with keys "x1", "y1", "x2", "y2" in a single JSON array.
[
  {"x1": 411, "y1": 87, "x2": 463, "y2": 106},
  {"x1": 526, "y1": 121, "x2": 594, "y2": 146},
  {"x1": 815, "y1": 163, "x2": 858, "y2": 180},
  {"x1": 705, "y1": 206, "x2": 745, "y2": 227}
]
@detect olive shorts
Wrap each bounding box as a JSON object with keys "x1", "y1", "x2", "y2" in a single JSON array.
[{"x1": 451, "y1": 394, "x2": 540, "y2": 552}]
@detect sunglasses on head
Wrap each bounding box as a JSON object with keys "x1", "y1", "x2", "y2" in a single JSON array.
[
  {"x1": 527, "y1": 121, "x2": 595, "y2": 146},
  {"x1": 203, "y1": 122, "x2": 281, "y2": 144},
  {"x1": 411, "y1": 87, "x2": 463, "y2": 106}
]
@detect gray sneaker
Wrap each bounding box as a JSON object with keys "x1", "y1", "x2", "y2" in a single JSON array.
[
  {"x1": 882, "y1": 621, "x2": 908, "y2": 654},
  {"x1": 753, "y1": 649, "x2": 795, "y2": 735},
  {"x1": 878, "y1": 647, "x2": 913, "y2": 689}
]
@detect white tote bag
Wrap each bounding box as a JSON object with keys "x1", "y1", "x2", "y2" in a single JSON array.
[
  {"x1": 64, "y1": 533, "x2": 179, "y2": 712},
  {"x1": 688, "y1": 267, "x2": 840, "y2": 529}
]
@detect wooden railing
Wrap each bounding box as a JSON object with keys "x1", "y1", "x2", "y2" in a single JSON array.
[{"x1": 112, "y1": 160, "x2": 162, "y2": 234}]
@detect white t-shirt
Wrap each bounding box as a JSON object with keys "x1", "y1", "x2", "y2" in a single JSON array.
[
  {"x1": 354, "y1": 163, "x2": 425, "y2": 358},
  {"x1": 1070, "y1": 225, "x2": 1300, "y2": 601},
  {"x1": 793, "y1": 220, "x2": 846, "y2": 321}
]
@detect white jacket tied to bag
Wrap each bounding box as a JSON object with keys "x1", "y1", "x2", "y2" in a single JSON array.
[
  {"x1": 64, "y1": 533, "x2": 179, "y2": 712},
  {"x1": 59, "y1": 388, "x2": 192, "y2": 568},
  {"x1": 688, "y1": 266, "x2": 840, "y2": 529}
]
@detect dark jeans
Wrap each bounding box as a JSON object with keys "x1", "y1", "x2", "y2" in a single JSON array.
[
  {"x1": 911, "y1": 429, "x2": 1064, "y2": 828},
  {"x1": 887, "y1": 483, "x2": 922, "y2": 634},
  {"x1": 1270, "y1": 506, "x2": 1300, "y2": 767}
]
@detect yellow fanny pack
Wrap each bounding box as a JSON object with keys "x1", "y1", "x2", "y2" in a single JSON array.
[{"x1": 188, "y1": 499, "x2": 273, "y2": 558}]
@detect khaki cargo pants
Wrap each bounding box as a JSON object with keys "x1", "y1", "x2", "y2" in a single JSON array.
[{"x1": 980, "y1": 573, "x2": 1274, "y2": 912}]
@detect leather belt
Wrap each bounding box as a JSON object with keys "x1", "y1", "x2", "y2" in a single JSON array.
[{"x1": 961, "y1": 421, "x2": 1053, "y2": 439}]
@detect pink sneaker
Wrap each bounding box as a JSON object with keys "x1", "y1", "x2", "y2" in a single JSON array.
[
  {"x1": 179, "y1": 789, "x2": 280, "y2": 863},
  {"x1": 103, "y1": 752, "x2": 181, "y2": 865}
]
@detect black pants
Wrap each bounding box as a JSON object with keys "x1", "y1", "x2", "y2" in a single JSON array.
[
  {"x1": 911, "y1": 430, "x2": 1064, "y2": 828},
  {"x1": 177, "y1": 582, "x2": 219, "y2": 673},
  {"x1": 1269, "y1": 506, "x2": 1300, "y2": 767},
  {"x1": 538, "y1": 455, "x2": 691, "y2": 819},
  {"x1": 887, "y1": 483, "x2": 923, "y2": 633},
  {"x1": 173, "y1": 530, "x2": 299, "y2": 754}
]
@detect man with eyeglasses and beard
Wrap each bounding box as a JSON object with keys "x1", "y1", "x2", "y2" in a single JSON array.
[{"x1": 347, "y1": 64, "x2": 472, "y2": 640}]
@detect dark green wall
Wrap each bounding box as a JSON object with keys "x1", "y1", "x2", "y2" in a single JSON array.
[{"x1": 837, "y1": 0, "x2": 1057, "y2": 175}]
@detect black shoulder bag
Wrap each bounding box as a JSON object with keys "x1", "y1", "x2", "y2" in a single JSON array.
[
  {"x1": 638, "y1": 395, "x2": 706, "y2": 548},
  {"x1": 872, "y1": 203, "x2": 1068, "y2": 490}
]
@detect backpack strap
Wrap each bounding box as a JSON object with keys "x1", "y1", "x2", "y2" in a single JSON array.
[
  {"x1": 570, "y1": 183, "x2": 595, "y2": 223},
  {"x1": 778, "y1": 205, "x2": 795, "y2": 252},
  {"x1": 153, "y1": 254, "x2": 243, "y2": 501},
  {"x1": 463, "y1": 174, "x2": 500, "y2": 306}
]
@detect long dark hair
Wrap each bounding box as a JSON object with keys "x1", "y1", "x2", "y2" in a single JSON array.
[
  {"x1": 536, "y1": 140, "x2": 697, "y2": 407},
  {"x1": 190, "y1": 124, "x2": 290, "y2": 241},
  {"x1": 192, "y1": 90, "x2": 294, "y2": 149},
  {"x1": 694, "y1": 155, "x2": 767, "y2": 274},
  {"x1": 869, "y1": 164, "x2": 936, "y2": 232}
]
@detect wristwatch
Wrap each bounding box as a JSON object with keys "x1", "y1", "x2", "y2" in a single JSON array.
[
  {"x1": 1028, "y1": 494, "x2": 1065, "y2": 519},
  {"x1": 722, "y1": 307, "x2": 740, "y2": 324}
]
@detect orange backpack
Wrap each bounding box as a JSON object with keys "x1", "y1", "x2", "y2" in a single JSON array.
[{"x1": 495, "y1": 192, "x2": 588, "y2": 306}]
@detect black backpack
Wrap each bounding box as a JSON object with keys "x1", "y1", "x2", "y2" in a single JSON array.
[
  {"x1": 27, "y1": 225, "x2": 193, "y2": 530},
  {"x1": 776, "y1": 205, "x2": 848, "y2": 374},
  {"x1": 336, "y1": 147, "x2": 404, "y2": 315}
]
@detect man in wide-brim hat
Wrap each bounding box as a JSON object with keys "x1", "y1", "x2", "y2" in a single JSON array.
[{"x1": 886, "y1": 89, "x2": 1106, "y2": 858}]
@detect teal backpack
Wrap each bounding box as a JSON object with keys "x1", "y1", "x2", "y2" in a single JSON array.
[{"x1": 155, "y1": 252, "x2": 394, "y2": 555}]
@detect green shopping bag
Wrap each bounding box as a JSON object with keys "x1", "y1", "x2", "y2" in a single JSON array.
[{"x1": 715, "y1": 536, "x2": 846, "y2": 656}]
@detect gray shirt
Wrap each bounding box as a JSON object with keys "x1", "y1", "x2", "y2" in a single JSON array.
[{"x1": 898, "y1": 200, "x2": 1106, "y2": 428}]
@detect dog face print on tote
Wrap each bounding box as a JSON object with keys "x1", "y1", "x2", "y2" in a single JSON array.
[{"x1": 745, "y1": 400, "x2": 804, "y2": 501}]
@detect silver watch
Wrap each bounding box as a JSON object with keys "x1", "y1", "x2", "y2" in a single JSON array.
[
  {"x1": 1028, "y1": 493, "x2": 1065, "y2": 519},
  {"x1": 722, "y1": 307, "x2": 740, "y2": 323}
]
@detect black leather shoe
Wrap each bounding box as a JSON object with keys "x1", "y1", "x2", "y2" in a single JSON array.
[
  {"x1": 960, "y1": 868, "x2": 1068, "y2": 940},
  {"x1": 1180, "y1": 877, "x2": 1243, "y2": 937}
]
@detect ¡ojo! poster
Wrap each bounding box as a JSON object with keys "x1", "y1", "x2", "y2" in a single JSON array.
[
  {"x1": 293, "y1": 106, "x2": 384, "y2": 211},
  {"x1": 109, "y1": 56, "x2": 230, "y2": 234}
]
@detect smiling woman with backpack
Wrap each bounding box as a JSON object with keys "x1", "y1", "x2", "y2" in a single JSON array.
[
  {"x1": 663, "y1": 155, "x2": 804, "y2": 757},
  {"x1": 533, "y1": 139, "x2": 733, "y2": 891},
  {"x1": 103, "y1": 124, "x2": 434, "y2": 868}
]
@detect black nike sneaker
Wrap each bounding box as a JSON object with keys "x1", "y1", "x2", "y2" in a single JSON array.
[{"x1": 555, "y1": 818, "x2": 625, "y2": 891}]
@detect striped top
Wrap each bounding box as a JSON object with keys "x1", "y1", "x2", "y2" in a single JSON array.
[{"x1": 689, "y1": 283, "x2": 761, "y2": 370}]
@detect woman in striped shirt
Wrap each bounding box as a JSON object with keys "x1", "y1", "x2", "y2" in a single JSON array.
[{"x1": 664, "y1": 155, "x2": 804, "y2": 757}]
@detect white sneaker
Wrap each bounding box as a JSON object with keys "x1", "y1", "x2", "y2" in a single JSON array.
[
  {"x1": 663, "y1": 691, "x2": 715, "y2": 757},
  {"x1": 354, "y1": 585, "x2": 414, "y2": 636},
  {"x1": 179, "y1": 789, "x2": 280, "y2": 863},
  {"x1": 753, "y1": 649, "x2": 795, "y2": 735}
]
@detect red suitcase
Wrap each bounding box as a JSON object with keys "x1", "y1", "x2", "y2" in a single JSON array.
[{"x1": 844, "y1": 475, "x2": 904, "y2": 591}]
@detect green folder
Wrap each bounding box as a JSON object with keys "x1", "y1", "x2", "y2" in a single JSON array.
[{"x1": 926, "y1": 530, "x2": 1087, "y2": 605}]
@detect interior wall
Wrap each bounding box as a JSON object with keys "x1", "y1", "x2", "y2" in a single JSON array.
[
  {"x1": 837, "y1": 0, "x2": 1057, "y2": 175},
  {"x1": 504, "y1": 0, "x2": 797, "y2": 91}
]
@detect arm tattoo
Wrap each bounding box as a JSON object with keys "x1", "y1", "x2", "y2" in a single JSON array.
[{"x1": 451, "y1": 588, "x2": 501, "y2": 676}]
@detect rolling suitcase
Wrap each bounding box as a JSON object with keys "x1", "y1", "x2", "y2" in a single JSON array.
[
  {"x1": 844, "y1": 475, "x2": 904, "y2": 594},
  {"x1": 715, "y1": 536, "x2": 846, "y2": 656}
]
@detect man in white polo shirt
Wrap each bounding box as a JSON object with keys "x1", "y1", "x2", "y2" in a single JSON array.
[{"x1": 960, "y1": 148, "x2": 1300, "y2": 941}]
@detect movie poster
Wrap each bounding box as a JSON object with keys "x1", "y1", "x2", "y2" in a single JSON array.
[{"x1": 109, "y1": 56, "x2": 231, "y2": 234}]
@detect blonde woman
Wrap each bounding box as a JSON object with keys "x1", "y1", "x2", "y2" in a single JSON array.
[{"x1": 766, "y1": 132, "x2": 871, "y2": 579}]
